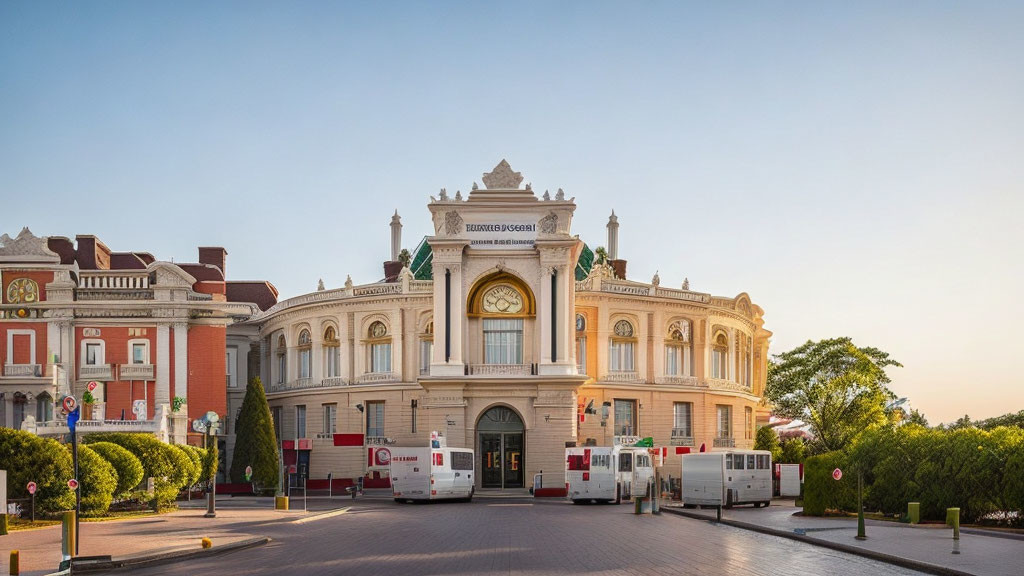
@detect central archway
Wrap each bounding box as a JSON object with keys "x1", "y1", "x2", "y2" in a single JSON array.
[{"x1": 476, "y1": 405, "x2": 525, "y2": 489}]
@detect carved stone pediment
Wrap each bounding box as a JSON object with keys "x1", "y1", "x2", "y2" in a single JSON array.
[
  {"x1": 0, "y1": 227, "x2": 60, "y2": 263},
  {"x1": 482, "y1": 159, "x2": 524, "y2": 190}
]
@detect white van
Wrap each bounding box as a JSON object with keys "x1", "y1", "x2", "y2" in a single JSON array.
[
  {"x1": 390, "y1": 445, "x2": 475, "y2": 503},
  {"x1": 565, "y1": 446, "x2": 655, "y2": 504},
  {"x1": 681, "y1": 450, "x2": 772, "y2": 508}
]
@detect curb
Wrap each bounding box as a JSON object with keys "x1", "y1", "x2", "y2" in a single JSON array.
[
  {"x1": 291, "y1": 507, "x2": 350, "y2": 524},
  {"x1": 68, "y1": 536, "x2": 271, "y2": 573},
  {"x1": 661, "y1": 508, "x2": 976, "y2": 576}
]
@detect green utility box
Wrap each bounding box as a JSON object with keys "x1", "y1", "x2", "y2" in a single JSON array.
[
  {"x1": 908, "y1": 502, "x2": 920, "y2": 524},
  {"x1": 946, "y1": 507, "x2": 960, "y2": 539}
]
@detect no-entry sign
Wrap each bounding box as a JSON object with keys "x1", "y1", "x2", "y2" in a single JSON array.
[
  {"x1": 62, "y1": 396, "x2": 77, "y2": 413},
  {"x1": 87, "y1": 381, "x2": 98, "y2": 392},
  {"x1": 832, "y1": 468, "x2": 843, "y2": 481},
  {"x1": 68, "y1": 478, "x2": 79, "y2": 491},
  {"x1": 27, "y1": 481, "x2": 37, "y2": 495}
]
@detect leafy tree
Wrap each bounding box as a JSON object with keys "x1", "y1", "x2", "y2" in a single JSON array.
[
  {"x1": 89, "y1": 441, "x2": 144, "y2": 498},
  {"x1": 976, "y1": 410, "x2": 1024, "y2": 430},
  {"x1": 948, "y1": 414, "x2": 974, "y2": 429},
  {"x1": 201, "y1": 441, "x2": 219, "y2": 484},
  {"x1": 175, "y1": 445, "x2": 202, "y2": 488},
  {"x1": 905, "y1": 408, "x2": 929, "y2": 428},
  {"x1": 0, "y1": 428, "x2": 74, "y2": 513},
  {"x1": 754, "y1": 425, "x2": 782, "y2": 462},
  {"x1": 230, "y1": 376, "x2": 279, "y2": 488},
  {"x1": 780, "y1": 437, "x2": 807, "y2": 464},
  {"x1": 765, "y1": 338, "x2": 901, "y2": 454},
  {"x1": 75, "y1": 444, "x2": 117, "y2": 516},
  {"x1": 398, "y1": 248, "x2": 411, "y2": 267}
]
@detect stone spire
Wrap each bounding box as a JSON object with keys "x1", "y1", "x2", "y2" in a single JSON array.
[
  {"x1": 607, "y1": 210, "x2": 619, "y2": 260},
  {"x1": 390, "y1": 210, "x2": 402, "y2": 262}
]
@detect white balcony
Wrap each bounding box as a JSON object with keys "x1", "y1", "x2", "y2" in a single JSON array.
[
  {"x1": 120, "y1": 364, "x2": 154, "y2": 380},
  {"x1": 670, "y1": 432, "x2": 695, "y2": 446},
  {"x1": 713, "y1": 437, "x2": 736, "y2": 448},
  {"x1": 356, "y1": 372, "x2": 398, "y2": 384},
  {"x1": 80, "y1": 364, "x2": 113, "y2": 381},
  {"x1": 467, "y1": 364, "x2": 533, "y2": 377},
  {"x1": 3, "y1": 364, "x2": 41, "y2": 377},
  {"x1": 655, "y1": 375, "x2": 702, "y2": 387},
  {"x1": 706, "y1": 378, "x2": 752, "y2": 393},
  {"x1": 604, "y1": 371, "x2": 639, "y2": 383},
  {"x1": 32, "y1": 417, "x2": 161, "y2": 436},
  {"x1": 266, "y1": 377, "x2": 351, "y2": 394}
]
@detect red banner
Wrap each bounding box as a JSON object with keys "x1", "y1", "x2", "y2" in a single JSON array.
[{"x1": 333, "y1": 433, "x2": 364, "y2": 447}]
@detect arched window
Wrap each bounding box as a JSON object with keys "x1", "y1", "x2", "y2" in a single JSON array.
[
  {"x1": 711, "y1": 331, "x2": 729, "y2": 379},
  {"x1": 367, "y1": 321, "x2": 391, "y2": 373},
  {"x1": 609, "y1": 319, "x2": 635, "y2": 373},
  {"x1": 297, "y1": 329, "x2": 312, "y2": 379},
  {"x1": 36, "y1": 392, "x2": 53, "y2": 422},
  {"x1": 323, "y1": 326, "x2": 340, "y2": 379},
  {"x1": 276, "y1": 334, "x2": 287, "y2": 384},
  {"x1": 575, "y1": 314, "x2": 587, "y2": 375},
  {"x1": 419, "y1": 320, "x2": 433, "y2": 375},
  {"x1": 665, "y1": 320, "x2": 692, "y2": 377},
  {"x1": 479, "y1": 285, "x2": 525, "y2": 365}
]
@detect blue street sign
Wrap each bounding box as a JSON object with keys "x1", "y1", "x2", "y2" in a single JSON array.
[{"x1": 67, "y1": 406, "x2": 81, "y2": 434}]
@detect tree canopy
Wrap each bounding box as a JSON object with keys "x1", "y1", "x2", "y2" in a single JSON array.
[
  {"x1": 230, "y1": 376, "x2": 280, "y2": 489},
  {"x1": 765, "y1": 337, "x2": 901, "y2": 454}
]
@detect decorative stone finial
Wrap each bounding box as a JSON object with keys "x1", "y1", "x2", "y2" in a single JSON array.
[
  {"x1": 455, "y1": 190, "x2": 463, "y2": 201},
  {"x1": 344, "y1": 275, "x2": 353, "y2": 290},
  {"x1": 439, "y1": 188, "x2": 448, "y2": 200},
  {"x1": 542, "y1": 190, "x2": 550, "y2": 201},
  {"x1": 682, "y1": 278, "x2": 690, "y2": 290},
  {"x1": 481, "y1": 159, "x2": 524, "y2": 189},
  {"x1": 525, "y1": 183, "x2": 532, "y2": 191},
  {"x1": 652, "y1": 271, "x2": 660, "y2": 287},
  {"x1": 317, "y1": 279, "x2": 325, "y2": 291},
  {"x1": 472, "y1": 181, "x2": 479, "y2": 191},
  {"x1": 555, "y1": 188, "x2": 565, "y2": 201}
]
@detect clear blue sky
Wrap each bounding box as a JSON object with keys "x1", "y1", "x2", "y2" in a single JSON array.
[{"x1": 3, "y1": 1, "x2": 1021, "y2": 424}]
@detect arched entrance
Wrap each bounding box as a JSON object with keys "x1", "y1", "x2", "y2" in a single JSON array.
[{"x1": 476, "y1": 405, "x2": 525, "y2": 489}]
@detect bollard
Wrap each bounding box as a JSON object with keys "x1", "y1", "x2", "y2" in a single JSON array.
[
  {"x1": 908, "y1": 502, "x2": 920, "y2": 524},
  {"x1": 275, "y1": 495, "x2": 289, "y2": 510},
  {"x1": 947, "y1": 508, "x2": 960, "y2": 554},
  {"x1": 10, "y1": 550, "x2": 19, "y2": 575},
  {"x1": 1, "y1": 513, "x2": 8, "y2": 536},
  {"x1": 61, "y1": 511, "x2": 76, "y2": 562}
]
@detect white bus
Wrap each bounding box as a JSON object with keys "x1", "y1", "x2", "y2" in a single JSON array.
[
  {"x1": 390, "y1": 445, "x2": 475, "y2": 503},
  {"x1": 681, "y1": 450, "x2": 772, "y2": 508},
  {"x1": 565, "y1": 446, "x2": 655, "y2": 504}
]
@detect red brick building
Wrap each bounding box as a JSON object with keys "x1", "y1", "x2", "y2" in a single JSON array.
[{"x1": 0, "y1": 228, "x2": 276, "y2": 447}]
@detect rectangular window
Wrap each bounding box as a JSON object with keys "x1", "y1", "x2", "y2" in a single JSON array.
[
  {"x1": 322, "y1": 404, "x2": 336, "y2": 435},
  {"x1": 132, "y1": 343, "x2": 147, "y2": 364},
  {"x1": 272, "y1": 406, "x2": 283, "y2": 441},
  {"x1": 745, "y1": 407, "x2": 753, "y2": 440},
  {"x1": 299, "y1": 349, "x2": 311, "y2": 379},
  {"x1": 370, "y1": 343, "x2": 392, "y2": 373},
  {"x1": 712, "y1": 349, "x2": 725, "y2": 379},
  {"x1": 325, "y1": 346, "x2": 339, "y2": 378},
  {"x1": 411, "y1": 399, "x2": 418, "y2": 434},
  {"x1": 366, "y1": 401, "x2": 384, "y2": 437},
  {"x1": 665, "y1": 345, "x2": 680, "y2": 375},
  {"x1": 747, "y1": 454, "x2": 756, "y2": 470},
  {"x1": 618, "y1": 451, "x2": 633, "y2": 472},
  {"x1": 609, "y1": 341, "x2": 634, "y2": 372},
  {"x1": 591, "y1": 454, "x2": 610, "y2": 468},
  {"x1": 295, "y1": 405, "x2": 306, "y2": 439},
  {"x1": 277, "y1": 354, "x2": 286, "y2": 384},
  {"x1": 614, "y1": 399, "x2": 637, "y2": 436},
  {"x1": 419, "y1": 339, "x2": 432, "y2": 375},
  {"x1": 726, "y1": 455, "x2": 733, "y2": 470},
  {"x1": 482, "y1": 318, "x2": 523, "y2": 364},
  {"x1": 733, "y1": 454, "x2": 745, "y2": 469},
  {"x1": 226, "y1": 348, "x2": 236, "y2": 387},
  {"x1": 450, "y1": 451, "x2": 474, "y2": 471},
  {"x1": 717, "y1": 405, "x2": 732, "y2": 438},
  {"x1": 576, "y1": 337, "x2": 587, "y2": 374},
  {"x1": 673, "y1": 402, "x2": 693, "y2": 437},
  {"x1": 86, "y1": 343, "x2": 102, "y2": 365}
]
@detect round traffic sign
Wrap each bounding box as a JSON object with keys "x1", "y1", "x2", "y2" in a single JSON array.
[
  {"x1": 244, "y1": 465, "x2": 253, "y2": 481},
  {"x1": 27, "y1": 481, "x2": 37, "y2": 495},
  {"x1": 832, "y1": 468, "x2": 843, "y2": 481},
  {"x1": 87, "y1": 381, "x2": 98, "y2": 392},
  {"x1": 68, "y1": 478, "x2": 79, "y2": 491},
  {"x1": 62, "y1": 396, "x2": 77, "y2": 412}
]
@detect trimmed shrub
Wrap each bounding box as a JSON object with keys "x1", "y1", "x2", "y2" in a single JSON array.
[
  {"x1": 75, "y1": 444, "x2": 117, "y2": 517},
  {"x1": 84, "y1": 433, "x2": 190, "y2": 509},
  {"x1": 802, "y1": 451, "x2": 856, "y2": 516},
  {"x1": 89, "y1": 442, "x2": 145, "y2": 498},
  {"x1": 201, "y1": 441, "x2": 219, "y2": 484},
  {"x1": 230, "y1": 377, "x2": 279, "y2": 488},
  {"x1": 176, "y1": 445, "x2": 202, "y2": 488},
  {"x1": 0, "y1": 428, "x2": 74, "y2": 514}
]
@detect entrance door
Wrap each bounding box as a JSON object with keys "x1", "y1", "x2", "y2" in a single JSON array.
[{"x1": 476, "y1": 406, "x2": 526, "y2": 489}]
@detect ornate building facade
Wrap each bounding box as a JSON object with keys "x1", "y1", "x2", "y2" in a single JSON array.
[{"x1": 255, "y1": 161, "x2": 772, "y2": 490}]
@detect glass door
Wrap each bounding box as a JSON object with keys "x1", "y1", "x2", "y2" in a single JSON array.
[
  {"x1": 481, "y1": 433, "x2": 503, "y2": 488},
  {"x1": 503, "y1": 433, "x2": 524, "y2": 488}
]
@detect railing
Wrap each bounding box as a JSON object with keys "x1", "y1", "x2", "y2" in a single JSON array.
[
  {"x1": 120, "y1": 364, "x2": 154, "y2": 380},
  {"x1": 78, "y1": 272, "x2": 150, "y2": 289},
  {"x1": 713, "y1": 437, "x2": 736, "y2": 448},
  {"x1": 707, "y1": 378, "x2": 753, "y2": 393},
  {"x1": 356, "y1": 372, "x2": 398, "y2": 384},
  {"x1": 80, "y1": 364, "x2": 113, "y2": 380},
  {"x1": 353, "y1": 284, "x2": 402, "y2": 297},
  {"x1": 33, "y1": 418, "x2": 161, "y2": 436},
  {"x1": 3, "y1": 364, "x2": 41, "y2": 377},
  {"x1": 261, "y1": 279, "x2": 434, "y2": 317},
  {"x1": 604, "y1": 371, "x2": 639, "y2": 382},
  {"x1": 654, "y1": 375, "x2": 702, "y2": 387},
  {"x1": 670, "y1": 433, "x2": 695, "y2": 446},
  {"x1": 267, "y1": 377, "x2": 351, "y2": 393},
  {"x1": 467, "y1": 364, "x2": 533, "y2": 376}
]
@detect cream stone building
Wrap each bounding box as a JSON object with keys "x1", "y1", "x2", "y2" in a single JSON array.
[{"x1": 250, "y1": 161, "x2": 771, "y2": 491}]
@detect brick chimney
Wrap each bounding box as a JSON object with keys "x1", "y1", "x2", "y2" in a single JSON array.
[{"x1": 198, "y1": 247, "x2": 228, "y2": 277}]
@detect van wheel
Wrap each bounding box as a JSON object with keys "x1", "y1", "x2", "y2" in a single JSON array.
[
  {"x1": 724, "y1": 490, "x2": 734, "y2": 509},
  {"x1": 571, "y1": 499, "x2": 584, "y2": 505},
  {"x1": 762, "y1": 501, "x2": 770, "y2": 508},
  {"x1": 615, "y1": 485, "x2": 622, "y2": 505}
]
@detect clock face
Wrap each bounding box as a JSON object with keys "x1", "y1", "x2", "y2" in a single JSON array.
[{"x1": 575, "y1": 314, "x2": 585, "y2": 332}]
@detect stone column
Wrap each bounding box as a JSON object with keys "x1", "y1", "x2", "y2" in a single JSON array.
[
  {"x1": 173, "y1": 322, "x2": 188, "y2": 403},
  {"x1": 156, "y1": 324, "x2": 171, "y2": 405}
]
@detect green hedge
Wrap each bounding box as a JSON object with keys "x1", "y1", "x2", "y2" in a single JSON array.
[
  {"x1": 175, "y1": 445, "x2": 202, "y2": 488},
  {"x1": 804, "y1": 425, "x2": 1024, "y2": 525},
  {"x1": 89, "y1": 441, "x2": 145, "y2": 498},
  {"x1": 0, "y1": 428, "x2": 74, "y2": 514},
  {"x1": 75, "y1": 444, "x2": 117, "y2": 517},
  {"x1": 84, "y1": 433, "x2": 190, "y2": 509}
]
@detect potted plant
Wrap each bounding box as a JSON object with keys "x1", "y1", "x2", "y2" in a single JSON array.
[
  {"x1": 172, "y1": 396, "x2": 186, "y2": 413},
  {"x1": 82, "y1": 389, "x2": 96, "y2": 420}
]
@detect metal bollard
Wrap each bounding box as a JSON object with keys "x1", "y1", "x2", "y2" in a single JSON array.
[
  {"x1": 61, "y1": 511, "x2": 76, "y2": 562},
  {"x1": 9, "y1": 550, "x2": 19, "y2": 575},
  {"x1": 947, "y1": 508, "x2": 961, "y2": 554},
  {"x1": 0, "y1": 514, "x2": 7, "y2": 536},
  {"x1": 275, "y1": 495, "x2": 289, "y2": 510}
]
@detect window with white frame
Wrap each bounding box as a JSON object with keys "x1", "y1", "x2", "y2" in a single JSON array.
[
  {"x1": 367, "y1": 321, "x2": 392, "y2": 373},
  {"x1": 276, "y1": 335, "x2": 286, "y2": 384},
  {"x1": 366, "y1": 401, "x2": 384, "y2": 437},
  {"x1": 673, "y1": 402, "x2": 693, "y2": 437},
  {"x1": 609, "y1": 320, "x2": 635, "y2": 372},
  {"x1": 129, "y1": 341, "x2": 149, "y2": 364},
  {"x1": 297, "y1": 329, "x2": 312, "y2": 379},
  {"x1": 226, "y1": 347, "x2": 237, "y2": 387},
  {"x1": 419, "y1": 321, "x2": 433, "y2": 375},
  {"x1": 322, "y1": 403, "x2": 337, "y2": 435},
  {"x1": 83, "y1": 341, "x2": 104, "y2": 365},
  {"x1": 575, "y1": 314, "x2": 587, "y2": 375},
  {"x1": 482, "y1": 318, "x2": 523, "y2": 364},
  {"x1": 614, "y1": 399, "x2": 637, "y2": 436},
  {"x1": 664, "y1": 320, "x2": 691, "y2": 376},
  {"x1": 716, "y1": 405, "x2": 732, "y2": 438},
  {"x1": 711, "y1": 331, "x2": 728, "y2": 379},
  {"x1": 323, "y1": 326, "x2": 340, "y2": 378},
  {"x1": 295, "y1": 405, "x2": 306, "y2": 439}
]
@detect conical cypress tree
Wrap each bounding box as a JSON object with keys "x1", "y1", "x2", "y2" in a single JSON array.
[{"x1": 230, "y1": 377, "x2": 279, "y2": 488}]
